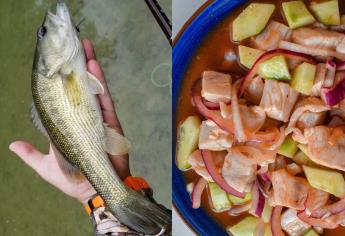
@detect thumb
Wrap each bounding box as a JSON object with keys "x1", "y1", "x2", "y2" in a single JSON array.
[{"x1": 9, "y1": 141, "x2": 45, "y2": 172}]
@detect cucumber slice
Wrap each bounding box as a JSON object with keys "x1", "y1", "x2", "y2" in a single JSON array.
[
  {"x1": 208, "y1": 182, "x2": 231, "y2": 212},
  {"x1": 303, "y1": 229, "x2": 318, "y2": 236},
  {"x1": 278, "y1": 135, "x2": 299, "y2": 158},
  {"x1": 282, "y1": 1, "x2": 315, "y2": 29},
  {"x1": 310, "y1": 0, "x2": 340, "y2": 26},
  {"x1": 258, "y1": 56, "x2": 291, "y2": 81},
  {"x1": 303, "y1": 165, "x2": 345, "y2": 197},
  {"x1": 291, "y1": 62, "x2": 317, "y2": 95},
  {"x1": 293, "y1": 151, "x2": 318, "y2": 167},
  {"x1": 238, "y1": 45, "x2": 264, "y2": 69},
  {"x1": 228, "y1": 192, "x2": 252, "y2": 205},
  {"x1": 232, "y1": 3, "x2": 276, "y2": 41},
  {"x1": 176, "y1": 116, "x2": 201, "y2": 170},
  {"x1": 227, "y1": 216, "x2": 259, "y2": 236},
  {"x1": 265, "y1": 224, "x2": 273, "y2": 236}
]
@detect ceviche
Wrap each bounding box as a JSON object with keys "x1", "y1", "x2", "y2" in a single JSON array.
[{"x1": 176, "y1": 1, "x2": 345, "y2": 235}]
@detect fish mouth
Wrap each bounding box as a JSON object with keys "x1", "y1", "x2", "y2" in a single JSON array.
[{"x1": 45, "y1": 0, "x2": 72, "y2": 26}]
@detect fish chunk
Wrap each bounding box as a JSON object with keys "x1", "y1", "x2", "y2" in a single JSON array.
[
  {"x1": 222, "y1": 149, "x2": 257, "y2": 193},
  {"x1": 292, "y1": 28, "x2": 345, "y2": 51},
  {"x1": 260, "y1": 80, "x2": 299, "y2": 122},
  {"x1": 304, "y1": 126, "x2": 345, "y2": 171},
  {"x1": 281, "y1": 209, "x2": 311, "y2": 236},
  {"x1": 311, "y1": 63, "x2": 327, "y2": 97},
  {"x1": 270, "y1": 169, "x2": 309, "y2": 210},
  {"x1": 293, "y1": 97, "x2": 328, "y2": 129},
  {"x1": 201, "y1": 71, "x2": 232, "y2": 103},
  {"x1": 254, "y1": 21, "x2": 292, "y2": 51},
  {"x1": 198, "y1": 120, "x2": 233, "y2": 151}
]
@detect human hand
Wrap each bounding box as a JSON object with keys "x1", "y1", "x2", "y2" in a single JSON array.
[{"x1": 9, "y1": 39, "x2": 131, "y2": 204}]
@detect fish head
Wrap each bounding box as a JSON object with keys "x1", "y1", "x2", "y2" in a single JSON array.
[{"x1": 36, "y1": 1, "x2": 80, "y2": 77}]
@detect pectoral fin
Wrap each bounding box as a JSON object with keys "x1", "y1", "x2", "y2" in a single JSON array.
[
  {"x1": 31, "y1": 103, "x2": 48, "y2": 136},
  {"x1": 87, "y1": 72, "x2": 104, "y2": 95},
  {"x1": 104, "y1": 124, "x2": 131, "y2": 155},
  {"x1": 50, "y1": 144, "x2": 85, "y2": 183}
]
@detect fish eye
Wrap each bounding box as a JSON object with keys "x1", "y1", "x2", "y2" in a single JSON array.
[{"x1": 38, "y1": 26, "x2": 47, "y2": 39}]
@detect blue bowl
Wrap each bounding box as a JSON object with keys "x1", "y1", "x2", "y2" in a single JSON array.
[{"x1": 172, "y1": 0, "x2": 246, "y2": 235}]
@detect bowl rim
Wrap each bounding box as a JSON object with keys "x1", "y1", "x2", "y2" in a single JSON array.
[{"x1": 172, "y1": 0, "x2": 247, "y2": 235}]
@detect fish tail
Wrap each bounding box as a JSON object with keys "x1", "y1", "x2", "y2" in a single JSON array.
[{"x1": 110, "y1": 191, "x2": 171, "y2": 235}]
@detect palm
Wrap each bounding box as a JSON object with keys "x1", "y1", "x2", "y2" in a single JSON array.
[{"x1": 42, "y1": 145, "x2": 96, "y2": 202}]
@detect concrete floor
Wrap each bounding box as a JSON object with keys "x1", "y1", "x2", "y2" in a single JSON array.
[{"x1": 0, "y1": 0, "x2": 171, "y2": 235}]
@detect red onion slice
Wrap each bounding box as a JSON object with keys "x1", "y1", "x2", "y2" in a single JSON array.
[
  {"x1": 271, "y1": 206, "x2": 285, "y2": 236},
  {"x1": 250, "y1": 182, "x2": 266, "y2": 217},
  {"x1": 322, "y1": 77, "x2": 345, "y2": 106},
  {"x1": 239, "y1": 49, "x2": 316, "y2": 96},
  {"x1": 192, "y1": 177, "x2": 208, "y2": 209},
  {"x1": 201, "y1": 149, "x2": 245, "y2": 198},
  {"x1": 202, "y1": 98, "x2": 231, "y2": 110},
  {"x1": 228, "y1": 202, "x2": 252, "y2": 216},
  {"x1": 259, "y1": 172, "x2": 271, "y2": 183},
  {"x1": 336, "y1": 61, "x2": 345, "y2": 71}
]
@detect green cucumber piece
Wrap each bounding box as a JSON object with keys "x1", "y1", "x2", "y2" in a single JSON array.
[
  {"x1": 303, "y1": 229, "x2": 318, "y2": 236},
  {"x1": 282, "y1": 1, "x2": 315, "y2": 29},
  {"x1": 232, "y1": 3, "x2": 276, "y2": 41},
  {"x1": 265, "y1": 224, "x2": 273, "y2": 236},
  {"x1": 291, "y1": 62, "x2": 316, "y2": 95},
  {"x1": 176, "y1": 116, "x2": 201, "y2": 170},
  {"x1": 227, "y1": 216, "x2": 259, "y2": 236},
  {"x1": 310, "y1": 0, "x2": 340, "y2": 26},
  {"x1": 208, "y1": 182, "x2": 232, "y2": 212},
  {"x1": 297, "y1": 144, "x2": 308, "y2": 155},
  {"x1": 258, "y1": 56, "x2": 291, "y2": 81},
  {"x1": 278, "y1": 135, "x2": 299, "y2": 158},
  {"x1": 303, "y1": 165, "x2": 345, "y2": 197},
  {"x1": 293, "y1": 151, "x2": 318, "y2": 167},
  {"x1": 228, "y1": 192, "x2": 252, "y2": 205},
  {"x1": 238, "y1": 45, "x2": 264, "y2": 69}
]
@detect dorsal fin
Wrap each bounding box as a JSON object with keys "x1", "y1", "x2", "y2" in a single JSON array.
[{"x1": 87, "y1": 72, "x2": 104, "y2": 95}]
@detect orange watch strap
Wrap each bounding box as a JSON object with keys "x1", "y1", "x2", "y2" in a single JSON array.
[
  {"x1": 84, "y1": 195, "x2": 105, "y2": 215},
  {"x1": 124, "y1": 176, "x2": 150, "y2": 191},
  {"x1": 84, "y1": 176, "x2": 150, "y2": 215}
]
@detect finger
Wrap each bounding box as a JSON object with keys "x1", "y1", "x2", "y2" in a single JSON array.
[
  {"x1": 9, "y1": 141, "x2": 45, "y2": 172},
  {"x1": 87, "y1": 59, "x2": 123, "y2": 133},
  {"x1": 82, "y1": 39, "x2": 96, "y2": 61}
]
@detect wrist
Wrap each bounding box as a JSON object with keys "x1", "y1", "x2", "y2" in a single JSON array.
[{"x1": 79, "y1": 188, "x2": 97, "y2": 205}]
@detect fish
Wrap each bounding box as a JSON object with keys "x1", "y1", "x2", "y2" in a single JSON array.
[{"x1": 31, "y1": 1, "x2": 171, "y2": 234}]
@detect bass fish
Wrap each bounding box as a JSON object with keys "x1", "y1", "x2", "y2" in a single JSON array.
[{"x1": 31, "y1": 1, "x2": 171, "y2": 234}]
